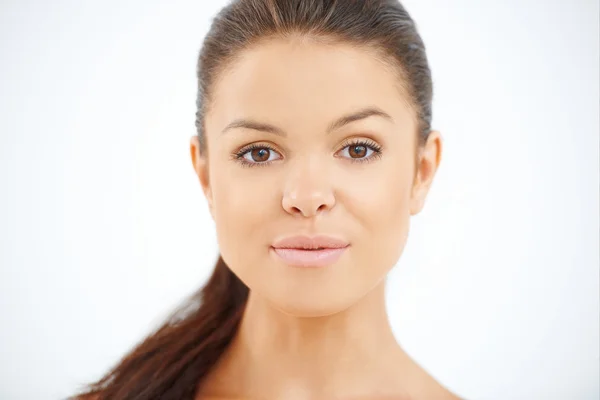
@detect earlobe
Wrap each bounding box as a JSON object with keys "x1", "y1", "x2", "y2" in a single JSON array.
[
  {"x1": 409, "y1": 185, "x2": 426, "y2": 216},
  {"x1": 190, "y1": 135, "x2": 214, "y2": 218}
]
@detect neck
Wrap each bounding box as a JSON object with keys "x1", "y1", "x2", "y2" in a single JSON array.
[{"x1": 204, "y1": 280, "x2": 416, "y2": 400}]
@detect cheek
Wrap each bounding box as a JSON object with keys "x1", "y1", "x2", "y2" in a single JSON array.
[
  {"x1": 210, "y1": 166, "x2": 276, "y2": 276},
  {"x1": 343, "y1": 160, "x2": 414, "y2": 267},
  {"x1": 346, "y1": 160, "x2": 412, "y2": 224},
  {"x1": 211, "y1": 159, "x2": 273, "y2": 223}
]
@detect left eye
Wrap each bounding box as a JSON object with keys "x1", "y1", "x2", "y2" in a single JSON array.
[{"x1": 339, "y1": 144, "x2": 374, "y2": 160}]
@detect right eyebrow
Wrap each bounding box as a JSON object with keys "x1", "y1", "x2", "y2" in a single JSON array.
[{"x1": 221, "y1": 119, "x2": 287, "y2": 137}]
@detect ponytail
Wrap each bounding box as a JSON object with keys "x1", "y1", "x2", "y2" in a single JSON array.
[{"x1": 73, "y1": 255, "x2": 248, "y2": 400}]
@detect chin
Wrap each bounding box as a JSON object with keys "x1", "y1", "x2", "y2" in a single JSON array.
[{"x1": 267, "y1": 291, "x2": 357, "y2": 318}]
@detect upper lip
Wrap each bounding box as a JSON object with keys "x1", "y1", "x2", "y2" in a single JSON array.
[{"x1": 271, "y1": 235, "x2": 350, "y2": 250}]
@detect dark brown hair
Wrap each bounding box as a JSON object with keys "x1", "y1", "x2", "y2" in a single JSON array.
[{"x1": 73, "y1": 0, "x2": 432, "y2": 398}]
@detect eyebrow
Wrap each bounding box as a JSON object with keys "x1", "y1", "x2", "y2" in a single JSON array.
[{"x1": 221, "y1": 106, "x2": 393, "y2": 137}]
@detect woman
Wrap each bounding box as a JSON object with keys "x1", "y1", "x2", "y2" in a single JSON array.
[{"x1": 75, "y1": 0, "x2": 462, "y2": 399}]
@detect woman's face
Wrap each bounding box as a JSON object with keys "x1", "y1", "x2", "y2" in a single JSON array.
[{"x1": 191, "y1": 37, "x2": 441, "y2": 317}]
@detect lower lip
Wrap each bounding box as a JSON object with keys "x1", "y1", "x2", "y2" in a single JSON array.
[{"x1": 271, "y1": 246, "x2": 348, "y2": 267}]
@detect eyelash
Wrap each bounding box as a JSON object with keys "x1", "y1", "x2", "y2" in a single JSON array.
[{"x1": 232, "y1": 139, "x2": 383, "y2": 168}]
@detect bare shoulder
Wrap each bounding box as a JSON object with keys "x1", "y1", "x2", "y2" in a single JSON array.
[
  {"x1": 399, "y1": 361, "x2": 464, "y2": 400},
  {"x1": 436, "y1": 388, "x2": 464, "y2": 400},
  {"x1": 421, "y1": 376, "x2": 464, "y2": 400},
  {"x1": 198, "y1": 392, "x2": 462, "y2": 400}
]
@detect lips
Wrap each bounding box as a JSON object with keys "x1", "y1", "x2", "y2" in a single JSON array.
[
  {"x1": 271, "y1": 235, "x2": 349, "y2": 250},
  {"x1": 271, "y1": 235, "x2": 349, "y2": 267}
]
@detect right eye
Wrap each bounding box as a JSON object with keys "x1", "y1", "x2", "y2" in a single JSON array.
[{"x1": 234, "y1": 144, "x2": 282, "y2": 167}]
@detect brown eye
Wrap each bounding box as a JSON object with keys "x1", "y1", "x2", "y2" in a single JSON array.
[
  {"x1": 250, "y1": 148, "x2": 270, "y2": 162},
  {"x1": 337, "y1": 139, "x2": 382, "y2": 163},
  {"x1": 340, "y1": 143, "x2": 373, "y2": 160},
  {"x1": 348, "y1": 145, "x2": 367, "y2": 158},
  {"x1": 236, "y1": 145, "x2": 282, "y2": 166}
]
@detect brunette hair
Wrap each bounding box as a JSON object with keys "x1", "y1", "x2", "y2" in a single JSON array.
[{"x1": 73, "y1": 0, "x2": 432, "y2": 398}]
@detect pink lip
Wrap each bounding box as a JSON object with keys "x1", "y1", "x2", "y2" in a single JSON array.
[{"x1": 271, "y1": 235, "x2": 349, "y2": 267}]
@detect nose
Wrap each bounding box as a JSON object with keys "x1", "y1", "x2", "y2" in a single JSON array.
[{"x1": 282, "y1": 161, "x2": 336, "y2": 218}]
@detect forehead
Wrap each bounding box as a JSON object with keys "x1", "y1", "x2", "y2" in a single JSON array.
[{"x1": 206, "y1": 37, "x2": 415, "y2": 135}]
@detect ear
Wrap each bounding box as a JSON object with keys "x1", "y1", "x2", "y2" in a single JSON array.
[
  {"x1": 190, "y1": 135, "x2": 214, "y2": 220},
  {"x1": 410, "y1": 130, "x2": 443, "y2": 216}
]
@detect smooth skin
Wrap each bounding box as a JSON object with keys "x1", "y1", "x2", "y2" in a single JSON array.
[{"x1": 190, "y1": 36, "x2": 459, "y2": 400}]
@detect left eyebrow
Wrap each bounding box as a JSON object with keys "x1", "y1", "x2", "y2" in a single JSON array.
[
  {"x1": 325, "y1": 106, "x2": 393, "y2": 134},
  {"x1": 221, "y1": 106, "x2": 393, "y2": 137}
]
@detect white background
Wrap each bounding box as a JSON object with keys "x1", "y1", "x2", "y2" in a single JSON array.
[{"x1": 0, "y1": 1, "x2": 598, "y2": 399}]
